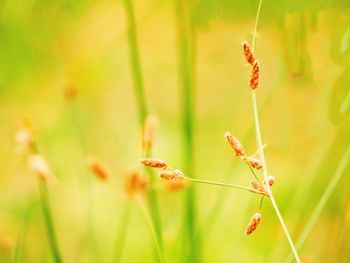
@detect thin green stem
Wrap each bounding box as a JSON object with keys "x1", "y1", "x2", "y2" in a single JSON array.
[
  {"x1": 251, "y1": 0, "x2": 263, "y2": 52},
  {"x1": 112, "y1": 202, "x2": 132, "y2": 263},
  {"x1": 175, "y1": 0, "x2": 198, "y2": 261},
  {"x1": 185, "y1": 177, "x2": 268, "y2": 196},
  {"x1": 247, "y1": 163, "x2": 260, "y2": 182},
  {"x1": 123, "y1": 0, "x2": 164, "y2": 260},
  {"x1": 259, "y1": 196, "x2": 264, "y2": 209},
  {"x1": 137, "y1": 197, "x2": 166, "y2": 263},
  {"x1": 250, "y1": 1, "x2": 300, "y2": 261},
  {"x1": 123, "y1": 0, "x2": 147, "y2": 123},
  {"x1": 38, "y1": 179, "x2": 63, "y2": 263},
  {"x1": 285, "y1": 144, "x2": 350, "y2": 263},
  {"x1": 13, "y1": 205, "x2": 31, "y2": 263},
  {"x1": 252, "y1": 91, "x2": 300, "y2": 263}
]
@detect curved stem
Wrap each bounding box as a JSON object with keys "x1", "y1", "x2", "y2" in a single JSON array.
[{"x1": 185, "y1": 177, "x2": 267, "y2": 196}]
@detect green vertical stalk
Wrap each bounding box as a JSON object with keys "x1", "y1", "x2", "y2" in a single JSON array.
[
  {"x1": 175, "y1": 0, "x2": 199, "y2": 261},
  {"x1": 251, "y1": 1, "x2": 300, "y2": 262},
  {"x1": 38, "y1": 178, "x2": 63, "y2": 263},
  {"x1": 123, "y1": 0, "x2": 147, "y2": 124},
  {"x1": 123, "y1": 0, "x2": 164, "y2": 261},
  {"x1": 13, "y1": 205, "x2": 31, "y2": 263}
]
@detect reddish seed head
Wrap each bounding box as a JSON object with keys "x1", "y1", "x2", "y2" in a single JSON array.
[
  {"x1": 124, "y1": 171, "x2": 148, "y2": 198},
  {"x1": 250, "y1": 180, "x2": 268, "y2": 196},
  {"x1": 246, "y1": 212, "x2": 262, "y2": 235},
  {"x1": 224, "y1": 132, "x2": 245, "y2": 157},
  {"x1": 86, "y1": 155, "x2": 109, "y2": 181},
  {"x1": 267, "y1": 175, "x2": 276, "y2": 187},
  {"x1": 139, "y1": 158, "x2": 167, "y2": 169},
  {"x1": 160, "y1": 169, "x2": 184, "y2": 180},
  {"x1": 249, "y1": 61, "x2": 260, "y2": 90},
  {"x1": 245, "y1": 156, "x2": 263, "y2": 170},
  {"x1": 242, "y1": 41, "x2": 255, "y2": 65}
]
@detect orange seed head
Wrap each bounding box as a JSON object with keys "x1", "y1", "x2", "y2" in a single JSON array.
[
  {"x1": 224, "y1": 132, "x2": 245, "y2": 157},
  {"x1": 245, "y1": 212, "x2": 262, "y2": 235},
  {"x1": 139, "y1": 158, "x2": 167, "y2": 169}
]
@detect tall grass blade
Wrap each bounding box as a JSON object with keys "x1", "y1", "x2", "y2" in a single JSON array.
[
  {"x1": 123, "y1": 0, "x2": 164, "y2": 261},
  {"x1": 285, "y1": 144, "x2": 350, "y2": 263},
  {"x1": 38, "y1": 179, "x2": 63, "y2": 263},
  {"x1": 174, "y1": 0, "x2": 199, "y2": 261}
]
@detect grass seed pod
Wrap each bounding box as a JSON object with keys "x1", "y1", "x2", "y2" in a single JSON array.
[
  {"x1": 249, "y1": 61, "x2": 260, "y2": 90},
  {"x1": 139, "y1": 158, "x2": 167, "y2": 169},
  {"x1": 242, "y1": 41, "x2": 255, "y2": 65},
  {"x1": 224, "y1": 132, "x2": 245, "y2": 157},
  {"x1": 246, "y1": 212, "x2": 262, "y2": 235},
  {"x1": 86, "y1": 155, "x2": 110, "y2": 181}
]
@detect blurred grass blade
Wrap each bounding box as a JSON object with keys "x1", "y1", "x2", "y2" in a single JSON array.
[
  {"x1": 13, "y1": 205, "x2": 31, "y2": 263},
  {"x1": 175, "y1": 0, "x2": 200, "y2": 261},
  {"x1": 285, "y1": 144, "x2": 350, "y2": 263},
  {"x1": 137, "y1": 198, "x2": 165, "y2": 263},
  {"x1": 66, "y1": 102, "x2": 101, "y2": 262},
  {"x1": 112, "y1": 202, "x2": 132, "y2": 263},
  {"x1": 123, "y1": 0, "x2": 164, "y2": 260},
  {"x1": 39, "y1": 179, "x2": 63, "y2": 263}
]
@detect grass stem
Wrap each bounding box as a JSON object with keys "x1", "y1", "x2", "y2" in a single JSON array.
[
  {"x1": 137, "y1": 197, "x2": 166, "y2": 263},
  {"x1": 112, "y1": 202, "x2": 132, "y2": 263},
  {"x1": 123, "y1": 0, "x2": 164, "y2": 260},
  {"x1": 285, "y1": 144, "x2": 350, "y2": 263},
  {"x1": 185, "y1": 177, "x2": 267, "y2": 196},
  {"x1": 38, "y1": 178, "x2": 63, "y2": 263},
  {"x1": 174, "y1": 0, "x2": 199, "y2": 261},
  {"x1": 250, "y1": 1, "x2": 300, "y2": 261},
  {"x1": 252, "y1": 91, "x2": 300, "y2": 263}
]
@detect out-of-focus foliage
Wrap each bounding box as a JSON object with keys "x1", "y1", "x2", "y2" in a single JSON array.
[{"x1": 1, "y1": 0, "x2": 350, "y2": 262}]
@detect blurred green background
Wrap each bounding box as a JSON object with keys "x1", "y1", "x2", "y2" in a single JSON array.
[{"x1": 1, "y1": 0, "x2": 350, "y2": 262}]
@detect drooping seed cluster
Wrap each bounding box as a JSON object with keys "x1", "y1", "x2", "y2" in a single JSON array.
[
  {"x1": 139, "y1": 158, "x2": 186, "y2": 191},
  {"x1": 250, "y1": 180, "x2": 268, "y2": 196},
  {"x1": 139, "y1": 158, "x2": 168, "y2": 169},
  {"x1": 224, "y1": 132, "x2": 263, "y2": 170},
  {"x1": 224, "y1": 127, "x2": 277, "y2": 235},
  {"x1": 242, "y1": 41, "x2": 260, "y2": 90},
  {"x1": 245, "y1": 212, "x2": 262, "y2": 235}
]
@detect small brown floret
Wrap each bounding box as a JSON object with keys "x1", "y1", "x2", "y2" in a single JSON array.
[
  {"x1": 139, "y1": 158, "x2": 167, "y2": 169},
  {"x1": 245, "y1": 212, "x2": 262, "y2": 235},
  {"x1": 242, "y1": 41, "x2": 255, "y2": 65},
  {"x1": 249, "y1": 61, "x2": 260, "y2": 90},
  {"x1": 224, "y1": 132, "x2": 245, "y2": 157}
]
